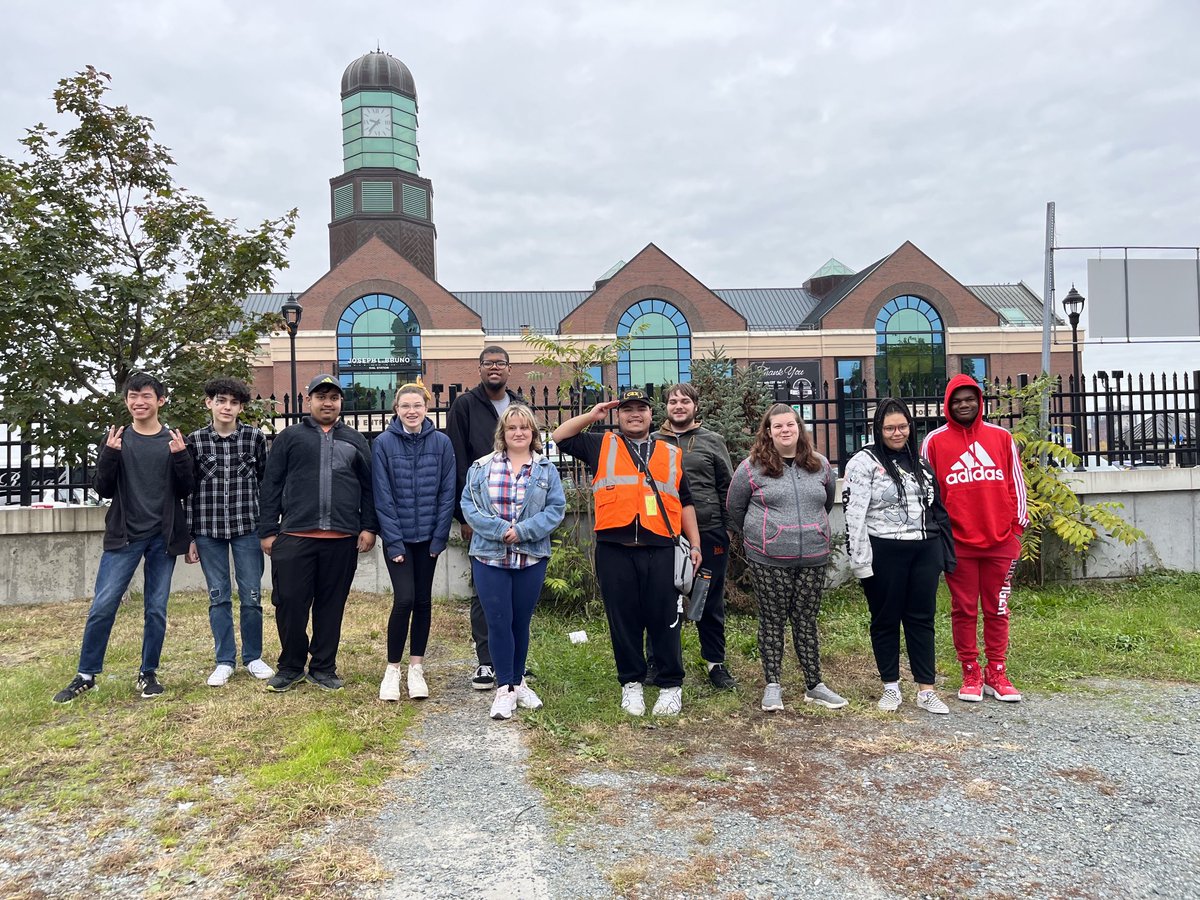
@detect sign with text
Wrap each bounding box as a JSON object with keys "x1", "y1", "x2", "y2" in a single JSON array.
[{"x1": 751, "y1": 359, "x2": 821, "y2": 401}]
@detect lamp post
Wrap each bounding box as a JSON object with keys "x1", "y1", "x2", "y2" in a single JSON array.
[
  {"x1": 1062, "y1": 285, "x2": 1085, "y2": 466},
  {"x1": 281, "y1": 295, "x2": 303, "y2": 424}
]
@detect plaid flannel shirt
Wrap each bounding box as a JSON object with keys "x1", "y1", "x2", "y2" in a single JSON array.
[
  {"x1": 186, "y1": 423, "x2": 268, "y2": 539},
  {"x1": 480, "y1": 452, "x2": 534, "y2": 569}
]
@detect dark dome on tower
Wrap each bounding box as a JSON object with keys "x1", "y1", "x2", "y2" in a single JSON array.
[{"x1": 341, "y1": 50, "x2": 416, "y2": 99}]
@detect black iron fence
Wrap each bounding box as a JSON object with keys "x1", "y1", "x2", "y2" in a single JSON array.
[{"x1": 5, "y1": 371, "x2": 1198, "y2": 506}]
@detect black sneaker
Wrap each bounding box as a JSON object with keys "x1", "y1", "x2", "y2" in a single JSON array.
[
  {"x1": 136, "y1": 671, "x2": 164, "y2": 699},
  {"x1": 266, "y1": 670, "x2": 306, "y2": 693},
  {"x1": 306, "y1": 670, "x2": 345, "y2": 691},
  {"x1": 53, "y1": 674, "x2": 95, "y2": 704},
  {"x1": 707, "y1": 664, "x2": 737, "y2": 691},
  {"x1": 472, "y1": 665, "x2": 495, "y2": 690}
]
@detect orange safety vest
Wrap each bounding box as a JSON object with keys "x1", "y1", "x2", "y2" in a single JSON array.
[{"x1": 592, "y1": 433, "x2": 684, "y2": 537}]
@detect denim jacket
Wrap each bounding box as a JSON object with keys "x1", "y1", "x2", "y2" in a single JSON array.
[{"x1": 460, "y1": 451, "x2": 566, "y2": 561}]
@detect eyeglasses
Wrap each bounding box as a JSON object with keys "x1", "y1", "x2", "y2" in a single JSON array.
[
  {"x1": 882, "y1": 424, "x2": 910, "y2": 435},
  {"x1": 480, "y1": 361, "x2": 510, "y2": 370}
]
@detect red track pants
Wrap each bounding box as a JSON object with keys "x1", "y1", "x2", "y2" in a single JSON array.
[{"x1": 946, "y1": 553, "x2": 1018, "y2": 665}]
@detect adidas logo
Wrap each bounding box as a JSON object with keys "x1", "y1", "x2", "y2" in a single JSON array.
[{"x1": 946, "y1": 442, "x2": 1004, "y2": 485}]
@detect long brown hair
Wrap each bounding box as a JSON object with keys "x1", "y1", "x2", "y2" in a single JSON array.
[{"x1": 749, "y1": 403, "x2": 822, "y2": 477}]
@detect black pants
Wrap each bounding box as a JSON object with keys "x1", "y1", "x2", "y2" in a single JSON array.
[
  {"x1": 469, "y1": 591, "x2": 491, "y2": 667},
  {"x1": 860, "y1": 536, "x2": 942, "y2": 685},
  {"x1": 384, "y1": 540, "x2": 437, "y2": 663},
  {"x1": 695, "y1": 528, "x2": 730, "y2": 664},
  {"x1": 270, "y1": 534, "x2": 359, "y2": 676},
  {"x1": 595, "y1": 542, "x2": 684, "y2": 688}
]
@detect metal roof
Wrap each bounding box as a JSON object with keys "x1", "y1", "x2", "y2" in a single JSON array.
[
  {"x1": 711, "y1": 288, "x2": 819, "y2": 330},
  {"x1": 341, "y1": 50, "x2": 416, "y2": 99},
  {"x1": 809, "y1": 257, "x2": 854, "y2": 278},
  {"x1": 452, "y1": 291, "x2": 590, "y2": 334},
  {"x1": 241, "y1": 293, "x2": 293, "y2": 317},
  {"x1": 802, "y1": 256, "x2": 888, "y2": 325},
  {"x1": 966, "y1": 282, "x2": 1063, "y2": 326}
]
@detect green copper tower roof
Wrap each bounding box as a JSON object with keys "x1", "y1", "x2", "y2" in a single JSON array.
[{"x1": 810, "y1": 257, "x2": 854, "y2": 278}]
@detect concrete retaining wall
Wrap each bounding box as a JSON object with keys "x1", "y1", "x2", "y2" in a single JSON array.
[{"x1": 2, "y1": 468, "x2": 1197, "y2": 605}]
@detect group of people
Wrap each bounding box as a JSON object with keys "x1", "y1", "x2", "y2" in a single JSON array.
[{"x1": 50, "y1": 352, "x2": 1027, "y2": 724}]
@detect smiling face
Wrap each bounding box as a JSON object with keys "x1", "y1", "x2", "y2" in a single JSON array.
[
  {"x1": 768, "y1": 411, "x2": 800, "y2": 456},
  {"x1": 205, "y1": 393, "x2": 244, "y2": 430},
  {"x1": 479, "y1": 353, "x2": 510, "y2": 391},
  {"x1": 949, "y1": 386, "x2": 980, "y2": 426},
  {"x1": 125, "y1": 387, "x2": 166, "y2": 425},
  {"x1": 617, "y1": 401, "x2": 652, "y2": 440},
  {"x1": 394, "y1": 390, "x2": 427, "y2": 431},
  {"x1": 881, "y1": 412, "x2": 911, "y2": 451},
  {"x1": 308, "y1": 387, "x2": 343, "y2": 427},
  {"x1": 665, "y1": 391, "x2": 697, "y2": 430}
]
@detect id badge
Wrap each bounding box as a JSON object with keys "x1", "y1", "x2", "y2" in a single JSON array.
[{"x1": 644, "y1": 493, "x2": 658, "y2": 517}]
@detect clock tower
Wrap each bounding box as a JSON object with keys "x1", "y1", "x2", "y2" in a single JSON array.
[{"x1": 329, "y1": 50, "x2": 437, "y2": 278}]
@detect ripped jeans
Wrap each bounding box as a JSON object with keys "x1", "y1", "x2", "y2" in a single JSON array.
[{"x1": 194, "y1": 533, "x2": 265, "y2": 667}]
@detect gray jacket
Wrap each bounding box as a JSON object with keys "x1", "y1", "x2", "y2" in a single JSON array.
[
  {"x1": 726, "y1": 454, "x2": 836, "y2": 567},
  {"x1": 654, "y1": 425, "x2": 733, "y2": 533}
]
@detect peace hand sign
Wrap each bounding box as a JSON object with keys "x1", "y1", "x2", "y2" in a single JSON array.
[
  {"x1": 105, "y1": 426, "x2": 125, "y2": 450},
  {"x1": 167, "y1": 428, "x2": 187, "y2": 453}
]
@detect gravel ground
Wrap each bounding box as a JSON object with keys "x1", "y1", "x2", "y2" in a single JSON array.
[{"x1": 361, "y1": 676, "x2": 1200, "y2": 900}]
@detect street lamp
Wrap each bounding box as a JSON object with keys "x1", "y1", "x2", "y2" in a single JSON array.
[
  {"x1": 281, "y1": 295, "x2": 303, "y2": 423},
  {"x1": 1062, "y1": 285, "x2": 1085, "y2": 465}
]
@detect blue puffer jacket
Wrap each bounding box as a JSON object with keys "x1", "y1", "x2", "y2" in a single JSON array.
[
  {"x1": 460, "y1": 451, "x2": 566, "y2": 561},
  {"x1": 371, "y1": 417, "x2": 456, "y2": 559}
]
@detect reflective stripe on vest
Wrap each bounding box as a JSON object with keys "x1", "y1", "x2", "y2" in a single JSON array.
[{"x1": 592, "y1": 433, "x2": 684, "y2": 535}]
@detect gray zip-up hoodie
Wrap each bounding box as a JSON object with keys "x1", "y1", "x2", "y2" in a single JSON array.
[{"x1": 726, "y1": 454, "x2": 836, "y2": 567}]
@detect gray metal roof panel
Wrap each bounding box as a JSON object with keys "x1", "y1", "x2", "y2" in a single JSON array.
[
  {"x1": 452, "y1": 291, "x2": 590, "y2": 334},
  {"x1": 712, "y1": 288, "x2": 820, "y2": 330},
  {"x1": 967, "y1": 283, "x2": 1063, "y2": 326}
]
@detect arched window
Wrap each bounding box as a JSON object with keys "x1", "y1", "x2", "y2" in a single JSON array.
[
  {"x1": 617, "y1": 299, "x2": 691, "y2": 392},
  {"x1": 874, "y1": 295, "x2": 945, "y2": 390},
  {"x1": 336, "y1": 294, "x2": 422, "y2": 410}
]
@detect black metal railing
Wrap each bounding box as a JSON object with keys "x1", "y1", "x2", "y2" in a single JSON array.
[{"x1": 5, "y1": 371, "x2": 1198, "y2": 505}]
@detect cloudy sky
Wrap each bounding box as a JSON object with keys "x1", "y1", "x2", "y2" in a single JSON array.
[{"x1": 3, "y1": 1, "x2": 1197, "y2": 372}]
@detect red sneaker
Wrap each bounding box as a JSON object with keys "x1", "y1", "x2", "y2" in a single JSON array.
[
  {"x1": 983, "y1": 662, "x2": 1022, "y2": 702},
  {"x1": 957, "y1": 662, "x2": 983, "y2": 702}
]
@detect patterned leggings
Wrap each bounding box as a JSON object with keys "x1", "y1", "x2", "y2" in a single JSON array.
[{"x1": 750, "y1": 561, "x2": 827, "y2": 689}]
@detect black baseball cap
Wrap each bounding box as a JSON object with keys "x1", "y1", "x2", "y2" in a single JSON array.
[
  {"x1": 617, "y1": 388, "x2": 651, "y2": 408},
  {"x1": 306, "y1": 374, "x2": 344, "y2": 395}
]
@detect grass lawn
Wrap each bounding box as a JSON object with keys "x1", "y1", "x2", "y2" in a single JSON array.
[{"x1": 1, "y1": 573, "x2": 1196, "y2": 896}]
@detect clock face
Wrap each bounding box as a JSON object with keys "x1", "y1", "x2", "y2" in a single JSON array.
[{"x1": 362, "y1": 107, "x2": 392, "y2": 138}]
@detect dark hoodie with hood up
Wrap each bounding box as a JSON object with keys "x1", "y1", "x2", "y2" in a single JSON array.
[{"x1": 921, "y1": 374, "x2": 1028, "y2": 557}]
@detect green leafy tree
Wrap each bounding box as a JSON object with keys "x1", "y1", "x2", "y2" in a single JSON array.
[
  {"x1": 522, "y1": 328, "x2": 634, "y2": 410},
  {"x1": 0, "y1": 67, "x2": 296, "y2": 463},
  {"x1": 657, "y1": 346, "x2": 771, "y2": 461},
  {"x1": 996, "y1": 374, "x2": 1144, "y2": 580}
]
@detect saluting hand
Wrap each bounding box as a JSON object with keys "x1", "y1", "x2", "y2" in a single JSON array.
[
  {"x1": 105, "y1": 426, "x2": 124, "y2": 450},
  {"x1": 589, "y1": 400, "x2": 619, "y2": 423},
  {"x1": 168, "y1": 428, "x2": 187, "y2": 453}
]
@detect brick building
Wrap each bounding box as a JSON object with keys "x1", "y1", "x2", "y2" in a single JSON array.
[{"x1": 247, "y1": 50, "x2": 1072, "y2": 409}]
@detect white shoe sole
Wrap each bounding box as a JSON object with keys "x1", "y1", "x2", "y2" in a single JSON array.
[
  {"x1": 761, "y1": 702, "x2": 784, "y2": 712},
  {"x1": 983, "y1": 685, "x2": 1022, "y2": 702},
  {"x1": 804, "y1": 695, "x2": 848, "y2": 710}
]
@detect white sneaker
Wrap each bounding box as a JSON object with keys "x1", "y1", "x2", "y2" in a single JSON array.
[
  {"x1": 490, "y1": 686, "x2": 517, "y2": 720},
  {"x1": 514, "y1": 680, "x2": 543, "y2": 710},
  {"x1": 621, "y1": 682, "x2": 645, "y2": 716},
  {"x1": 246, "y1": 658, "x2": 274, "y2": 680},
  {"x1": 407, "y1": 664, "x2": 429, "y2": 700},
  {"x1": 761, "y1": 682, "x2": 784, "y2": 711},
  {"x1": 652, "y1": 686, "x2": 683, "y2": 716},
  {"x1": 379, "y1": 665, "x2": 402, "y2": 702},
  {"x1": 206, "y1": 664, "x2": 233, "y2": 687},
  {"x1": 916, "y1": 690, "x2": 950, "y2": 715},
  {"x1": 878, "y1": 685, "x2": 902, "y2": 712}
]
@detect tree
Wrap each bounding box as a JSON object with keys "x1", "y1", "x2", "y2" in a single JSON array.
[
  {"x1": 673, "y1": 346, "x2": 771, "y2": 461},
  {"x1": 0, "y1": 67, "x2": 296, "y2": 463}
]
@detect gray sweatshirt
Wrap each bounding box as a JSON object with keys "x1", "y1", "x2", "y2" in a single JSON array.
[{"x1": 726, "y1": 454, "x2": 836, "y2": 567}]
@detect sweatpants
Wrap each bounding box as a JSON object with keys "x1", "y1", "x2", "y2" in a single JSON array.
[
  {"x1": 947, "y1": 551, "x2": 1019, "y2": 666},
  {"x1": 472, "y1": 558, "x2": 548, "y2": 687},
  {"x1": 595, "y1": 542, "x2": 684, "y2": 688},
  {"x1": 749, "y1": 561, "x2": 827, "y2": 689},
  {"x1": 860, "y1": 536, "x2": 942, "y2": 685},
  {"x1": 384, "y1": 540, "x2": 438, "y2": 663},
  {"x1": 695, "y1": 528, "x2": 731, "y2": 664},
  {"x1": 270, "y1": 534, "x2": 359, "y2": 676}
]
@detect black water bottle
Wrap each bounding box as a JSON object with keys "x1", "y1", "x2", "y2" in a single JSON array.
[{"x1": 687, "y1": 568, "x2": 712, "y2": 622}]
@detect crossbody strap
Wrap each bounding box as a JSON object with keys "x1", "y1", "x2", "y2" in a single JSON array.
[{"x1": 621, "y1": 436, "x2": 678, "y2": 540}]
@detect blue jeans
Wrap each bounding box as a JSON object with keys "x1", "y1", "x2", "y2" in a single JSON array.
[
  {"x1": 78, "y1": 534, "x2": 176, "y2": 676},
  {"x1": 195, "y1": 533, "x2": 265, "y2": 666},
  {"x1": 472, "y1": 558, "x2": 548, "y2": 687}
]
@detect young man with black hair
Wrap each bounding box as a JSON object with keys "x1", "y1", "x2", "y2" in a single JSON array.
[
  {"x1": 553, "y1": 390, "x2": 703, "y2": 717},
  {"x1": 446, "y1": 345, "x2": 520, "y2": 691},
  {"x1": 53, "y1": 373, "x2": 194, "y2": 703},
  {"x1": 185, "y1": 377, "x2": 274, "y2": 687},
  {"x1": 258, "y1": 374, "x2": 377, "y2": 692}
]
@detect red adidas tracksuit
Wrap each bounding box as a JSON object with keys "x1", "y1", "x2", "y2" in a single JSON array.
[{"x1": 921, "y1": 374, "x2": 1028, "y2": 667}]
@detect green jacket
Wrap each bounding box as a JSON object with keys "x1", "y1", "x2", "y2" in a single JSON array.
[{"x1": 654, "y1": 424, "x2": 734, "y2": 534}]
